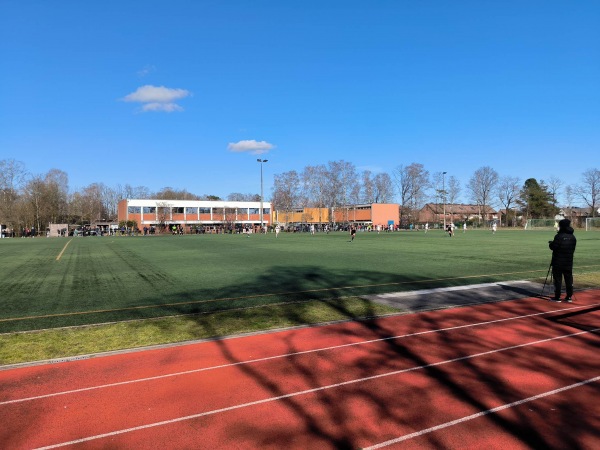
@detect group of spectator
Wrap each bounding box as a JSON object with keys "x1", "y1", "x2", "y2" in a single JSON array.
[{"x1": 20, "y1": 227, "x2": 37, "y2": 238}]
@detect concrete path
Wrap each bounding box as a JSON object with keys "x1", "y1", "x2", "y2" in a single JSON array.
[{"x1": 363, "y1": 280, "x2": 546, "y2": 312}]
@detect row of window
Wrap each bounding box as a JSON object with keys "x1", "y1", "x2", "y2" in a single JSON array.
[{"x1": 128, "y1": 206, "x2": 271, "y2": 215}]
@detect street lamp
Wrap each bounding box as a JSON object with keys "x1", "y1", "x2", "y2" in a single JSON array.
[
  {"x1": 442, "y1": 171, "x2": 447, "y2": 229},
  {"x1": 257, "y1": 159, "x2": 268, "y2": 231}
]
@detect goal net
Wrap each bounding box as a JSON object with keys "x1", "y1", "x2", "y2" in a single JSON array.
[
  {"x1": 525, "y1": 218, "x2": 557, "y2": 230},
  {"x1": 585, "y1": 217, "x2": 600, "y2": 231}
]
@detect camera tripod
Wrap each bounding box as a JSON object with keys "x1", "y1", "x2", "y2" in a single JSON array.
[{"x1": 540, "y1": 260, "x2": 553, "y2": 298}]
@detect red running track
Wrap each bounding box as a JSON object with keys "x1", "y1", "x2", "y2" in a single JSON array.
[{"x1": 1, "y1": 290, "x2": 599, "y2": 449}]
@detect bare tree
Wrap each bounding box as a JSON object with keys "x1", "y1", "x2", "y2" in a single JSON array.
[
  {"x1": 22, "y1": 175, "x2": 45, "y2": 231},
  {"x1": 223, "y1": 207, "x2": 237, "y2": 232},
  {"x1": 44, "y1": 169, "x2": 69, "y2": 223},
  {"x1": 301, "y1": 164, "x2": 329, "y2": 224},
  {"x1": 156, "y1": 201, "x2": 172, "y2": 231},
  {"x1": 563, "y1": 185, "x2": 575, "y2": 222},
  {"x1": 447, "y1": 176, "x2": 461, "y2": 205},
  {"x1": 373, "y1": 172, "x2": 394, "y2": 203},
  {"x1": 394, "y1": 163, "x2": 429, "y2": 224},
  {"x1": 575, "y1": 168, "x2": 600, "y2": 217},
  {"x1": 545, "y1": 175, "x2": 563, "y2": 209},
  {"x1": 227, "y1": 193, "x2": 260, "y2": 201},
  {"x1": 271, "y1": 170, "x2": 301, "y2": 224},
  {"x1": 20, "y1": 169, "x2": 70, "y2": 232},
  {"x1": 431, "y1": 171, "x2": 444, "y2": 204},
  {"x1": 301, "y1": 165, "x2": 328, "y2": 207},
  {"x1": 327, "y1": 160, "x2": 358, "y2": 224},
  {"x1": 497, "y1": 176, "x2": 520, "y2": 227},
  {"x1": 467, "y1": 166, "x2": 499, "y2": 224},
  {"x1": 69, "y1": 183, "x2": 105, "y2": 224},
  {"x1": 446, "y1": 175, "x2": 461, "y2": 223},
  {"x1": 361, "y1": 170, "x2": 375, "y2": 203},
  {"x1": 154, "y1": 187, "x2": 199, "y2": 200},
  {"x1": 0, "y1": 159, "x2": 28, "y2": 229},
  {"x1": 101, "y1": 184, "x2": 121, "y2": 221}
]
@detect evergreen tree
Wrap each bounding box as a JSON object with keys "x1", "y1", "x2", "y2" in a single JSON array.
[{"x1": 518, "y1": 178, "x2": 558, "y2": 219}]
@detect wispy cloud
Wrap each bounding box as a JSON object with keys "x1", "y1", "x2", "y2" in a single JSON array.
[
  {"x1": 227, "y1": 140, "x2": 275, "y2": 155},
  {"x1": 137, "y1": 64, "x2": 156, "y2": 77},
  {"x1": 122, "y1": 85, "x2": 191, "y2": 113}
]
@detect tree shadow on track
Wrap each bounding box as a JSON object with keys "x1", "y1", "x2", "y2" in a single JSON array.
[
  {"x1": 545, "y1": 305, "x2": 600, "y2": 334},
  {"x1": 159, "y1": 268, "x2": 600, "y2": 449},
  {"x1": 5, "y1": 265, "x2": 598, "y2": 448}
]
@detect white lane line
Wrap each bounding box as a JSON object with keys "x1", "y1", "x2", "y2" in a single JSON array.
[
  {"x1": 2, "y1": 303, "x2": 597, "y2": 406},
  {"x1": 33, "y1": 328, "x2": 600, "y2": 449},
  {"x1": 364, "y1": 375, "x2": 600, "y2": 449}
]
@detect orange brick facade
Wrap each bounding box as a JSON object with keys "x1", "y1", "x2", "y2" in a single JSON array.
[{"x1": 274, "y1": 203, "x2": 399, "y2": 227}]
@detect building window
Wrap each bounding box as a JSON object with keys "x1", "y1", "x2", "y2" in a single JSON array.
[
  {"x1": 199, "y1": 207, "x2": 211, "y2": 214},
  {"x1": 249, "y1": 208, "x2": 259, "y2": 214},
  {"x1": 263, "y1": 208, "x2": 270, "y2": 214},
  {"x1": 186, "y1": 207, "x2": 198, "y2": 214},
  {"x1": 128, "y1": 206, "x2": 141, "y2": 214},
  {"x1": 237, "y1": 208, "x2": 249, "y2": 216},
  {"x1": 172, "y1": 207, "x2": 184, "y2": 214},
  {"x1": 143, "y1": 207, "x2": 156, "y2": 214}
]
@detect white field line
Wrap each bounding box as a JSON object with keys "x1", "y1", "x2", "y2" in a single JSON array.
[
  {"x1": 364, "y1": 375, "x2": 600, "y2": 449},
  {"x1": 55, "y1": 239, "x2": 72, "y2": 261},
  {"x1": 3, "y1": 302, "x2": 597, "y2": 406},
  {"x1": 34, "y1": 327, "x2": 600, "y2": 450}
]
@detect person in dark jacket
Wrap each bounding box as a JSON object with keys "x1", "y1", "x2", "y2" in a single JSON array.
[{"x1": 548, "y1": 218, "x2": 577, "y2": 302}]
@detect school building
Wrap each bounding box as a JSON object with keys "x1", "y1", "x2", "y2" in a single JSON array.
[
  {"x1": 117, "y1": 199, "x2": 272, "y2": 232},
  {"x1": 274, "y1": 203, "x2": 400, "y2": 228}
]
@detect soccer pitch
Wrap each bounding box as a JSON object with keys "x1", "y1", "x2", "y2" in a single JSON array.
[{"x1": 1, "y1": 229, "x2": 599, "y2": 333}]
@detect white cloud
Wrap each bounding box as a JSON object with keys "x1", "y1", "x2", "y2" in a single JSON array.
[
  {"x1": 141, "y1": 102, "x2": 183, "y2": 112},
  {"x1": 227, "y1": 140, "x2": 275, "y2": 155},
  {"x1": 137, "y1": 65, "x2": 156, "y2": 77},
  {"x1": 122, "y1": 85, "x2": 191, "y2": 112}
]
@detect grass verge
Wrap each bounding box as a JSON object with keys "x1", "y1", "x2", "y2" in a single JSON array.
[{"x1": 0, "y1": 297, "x2": 399, "y2": 366}]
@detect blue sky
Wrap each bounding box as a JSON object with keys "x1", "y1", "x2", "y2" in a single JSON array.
[{"x1": 1, "y1": 1, "x2": 598, "y2": 203}]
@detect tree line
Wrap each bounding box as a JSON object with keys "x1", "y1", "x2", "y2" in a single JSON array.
[
  {"x1": 1, "y1": 157, "x2": 598, "y2": 232},
  {"x1": 271, "y1": 161, "x2": 600, "y2": 226},
  {"x1": 0, "y1": 159, "x2": 256, "y2": 233}
]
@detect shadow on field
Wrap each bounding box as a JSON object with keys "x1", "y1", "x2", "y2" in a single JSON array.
[
  {"x1": 2, "y1": 264, "x2": 496, "y2": 332},
  {"x1": 155, "y1": 268, "x2": 595, "y2": 448}
]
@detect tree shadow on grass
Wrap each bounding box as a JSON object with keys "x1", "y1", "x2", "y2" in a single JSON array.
[{"x1": 1, "y1": 265, "x2": 467, "y2": 332}]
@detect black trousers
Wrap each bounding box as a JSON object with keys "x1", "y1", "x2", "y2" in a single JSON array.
[{"x1": 552, "y1": 266, "x2": 573, "y2": 298}]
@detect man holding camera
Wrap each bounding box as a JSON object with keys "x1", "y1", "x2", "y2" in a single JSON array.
[{"x1": 548, "y1": 218, "x2": 577, "y2": 302}]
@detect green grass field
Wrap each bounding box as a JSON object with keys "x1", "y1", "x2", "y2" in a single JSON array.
[
  {"x1": 2, "y1": 229, "x2": 599, "y2": 332},
  {"x1": 0, "y1": 230, "x2": 600, "y2": 365}
]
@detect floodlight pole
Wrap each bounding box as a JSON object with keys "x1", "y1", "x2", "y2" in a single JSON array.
[
  {"x1": 257, "y1": 158, "x2": 268, "y2": 231},
  {"x1": 442, "y1": 171, "x2": 447, "y2": 229}
]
